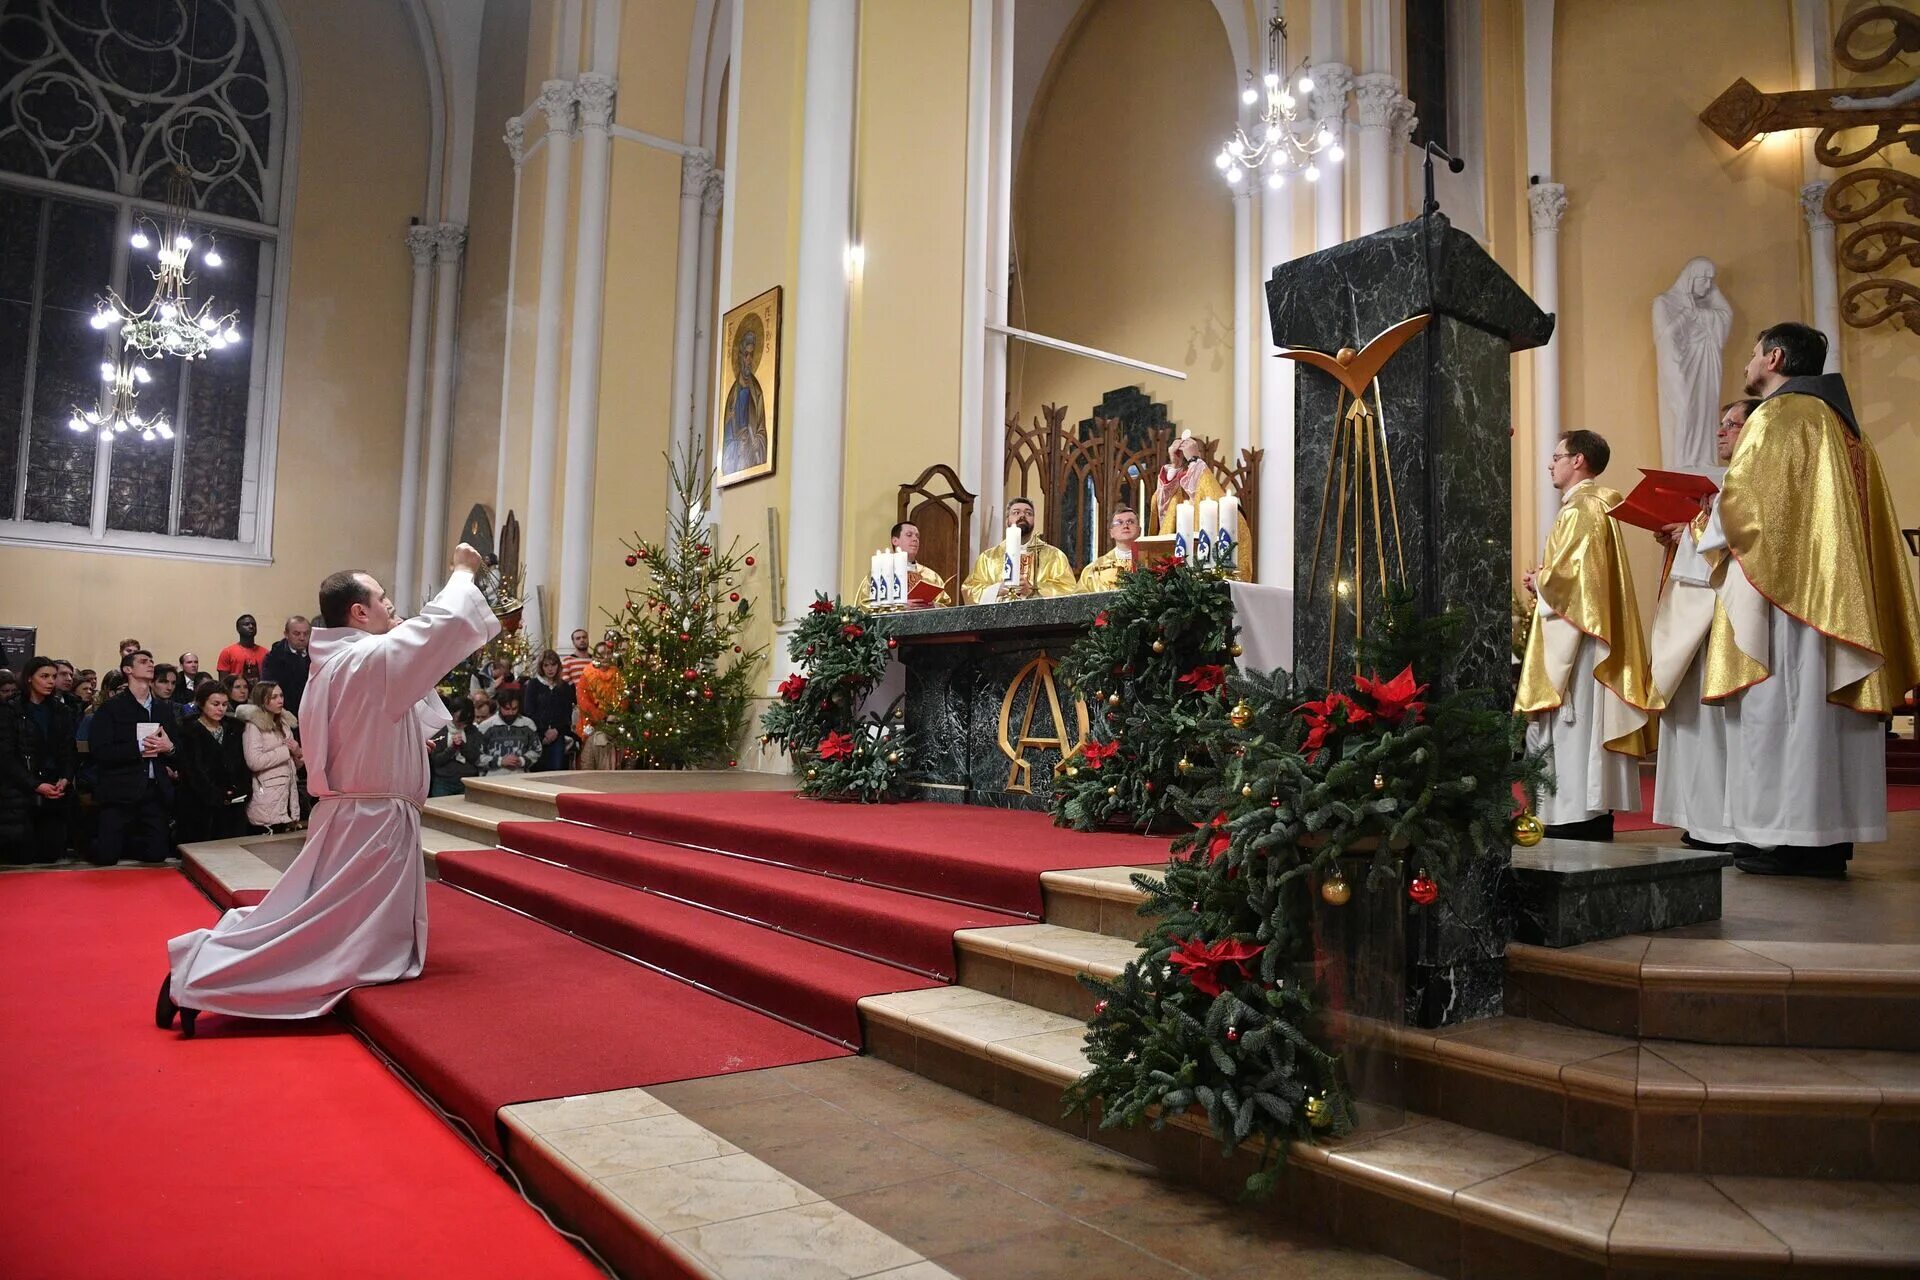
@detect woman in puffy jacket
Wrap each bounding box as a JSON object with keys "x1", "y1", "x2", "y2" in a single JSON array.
[{"x1": 241, "y1": 680, "x2": 302, "y2": 831}]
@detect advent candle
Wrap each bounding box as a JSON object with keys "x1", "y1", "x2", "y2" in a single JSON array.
[
  {"x1": 1197, "y1": 497, "x2": 1219, "y2": 569},
  {"x1": 891, "y1": 550, "x2": 908, "y2": 603},
  {"x1": 1089, "y1": 489, "x2": 1100, "y2": 562},
  {"x1": 870, "y1": 551, "x2": 884, "y2": 604},
  {"x1": 1004, "y1": 525, "x2": 1021, "y2": 592},
  {"x1": 1174, "y1": 502, "x2": 1194, "y2": 560},
  {"x1": 1217, "y1": 494, "x2": 1241, "y2": 573}
]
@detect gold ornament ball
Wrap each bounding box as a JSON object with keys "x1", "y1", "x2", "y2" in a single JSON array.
[
  {"x1": 886, "y1": 752, "x2": 899, "y2": 764},
  {"x1": 807, "y1": 768, "x2": 818, "y2": 779},
  {"x1": 1241, "y1": 784, "x2": 1254, "y2": 799},
  {"x1": 1106, "y1": 786, "x2": 1117, "y2": 797},
  {"x1": 1230, "y1": 642, "x2": 1243, "y2": 657},
  {"x1": 1512, "y1": 812, "x2": 1545, "y2": 847},
  {"x1": 1107, "y1": 693, "x2": 1121, "y2": 707},
  {"x1": 1228, "y1": 701, "x2": 1252, "y2": 729},
  {"x1": 1066, "y1": 766, "x2": 1079, "y2": 778},
  {"x1": 1373, "y1": 773, "x2": 1386, "y2": 792},
  {"x1": 1305, "y1": 1094, "x2": 1334, "y2": 1130},
  {"x1": 1176, "y1": 757, "x2": 1192, "y2": 774},
  {"x1": 1320, "y1": 873, "x2": 1352, "y2": 906},
  {"x1": 1151, "y1": 639, "x2": 1165, "y2": 654}
]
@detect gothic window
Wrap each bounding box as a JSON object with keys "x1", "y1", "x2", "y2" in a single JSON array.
[
  {"x1": 1405, "y1": 0, "x2": 1449, "y2": 152},
  {"x1": 0, "y1": 0, "x2": 290, "y2": 558}
]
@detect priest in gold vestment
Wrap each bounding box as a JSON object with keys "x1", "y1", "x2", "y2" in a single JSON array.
[
  {"x1": 1077, "y1": 505, "x2": 1141, "y2": 592},
  {"x1": 1516, "y1": 430, "x2": 1657, "y2": 841},
  {"x1": 1663, "y1": 323, "x2": 1920, "y2": 877},
  {"x1": 1152, "y1": 435, "x2": 1251, "y2": 578},
  {"x1": 962, "y1": 497, "x2": 1077, "y2": 603},
  {"x1": 856, "y1": 519, "x2": 950, "y2": 607}
]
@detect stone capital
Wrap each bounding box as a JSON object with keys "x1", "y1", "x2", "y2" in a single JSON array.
[
  {"x1": 1354, "y1": 73, "x2": 1401, "y2": 129},
  {"x1": 1800, "y1": 180, "x2": 1834, "y2": 231},
  {"x1": 405, "y1": 223, "x2": 437, "y2": 268},
  {"x1": 681, "y1": 150, "x2": 714, "y2": 199},
  {"x1": 536, "y1": 78, "x2": 576, "y2": 134},
  {"x1": 432, "y1": 221, "x2": 468, "y2": 262},
  {"x1": 503, "y1": 114, "x2": 526, "y2": 165},
  {"x1": 701, "y1": 167, "x2": 726, "y2": 218},
  {"x1": 575, "y1": 73, "x2": 617, "y2": 130},
  {"x1": 1389, "y1": 96, "x2": 1418, "y2": 151},
  {"x1": 1528, "y1": 182, "x2": 1568, "y2": 232},
  {"x1": 1309, "y1": 62, "x2": 1354, "y2": 124}
]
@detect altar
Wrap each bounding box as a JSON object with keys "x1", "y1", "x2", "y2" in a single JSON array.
[{"x1": 878, "y1": 583, "x2": 1292, "y2": 811}]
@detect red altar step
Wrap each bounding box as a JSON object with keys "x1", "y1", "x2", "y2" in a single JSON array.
[{"x1": 1890, "y1": 735, "x2": 1920, "y2": 786}]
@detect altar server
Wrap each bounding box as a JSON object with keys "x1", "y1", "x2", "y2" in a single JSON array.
[
  {"x1": 1078, "y1": 505, "x2": 1142, "y2": 592},
  {"x1": 962, "y1": 497, "x2": 1077, "y2": 603},
  {"x1": 857, "y1": 520, "x2": 950, "y2": 606},
  {"x1": 159, "y1": 545, "x2": 499, "y2": 1035},
  {"x1": 1665, "y1": 323, "x2": 1920, "y2": 877},
  {"x1": 1516, "y1": 430, "x2": 1657, "y2": 841}
]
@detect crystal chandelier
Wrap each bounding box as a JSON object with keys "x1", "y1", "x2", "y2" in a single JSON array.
[
  {"x1": 92, "y1": 166, "x2": 241, "y2": 361},
  {"x1": 68, "y1": 351, "x2": 172, "y2": 444},
  {"x1": 1214, "y1": 14, "x2": 1343, "y2": 189}
]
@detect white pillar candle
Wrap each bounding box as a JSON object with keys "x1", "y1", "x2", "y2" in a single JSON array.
[
  {"x1": 871, "y1": 551, "x2": 882, "y2": 603},
  {"x1": 1004, "y1": 525, "x2": 1021, "y2": 589},
  {"x1": 891, "y1": 550, "x2": 908, "y2": 602},
  {"x1": 1218, "y1": 494, "x2": 1241, "y2": 574},
  {"x1": 1175, "y1": 503, "x2": 1195, "y2": 537},
  {"x1": 1089, "y1": 489, "x2": 1100, "y2": 562}
]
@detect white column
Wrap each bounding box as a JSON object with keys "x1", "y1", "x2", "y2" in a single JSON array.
[
  {"x1": 1309, "y1": 63, "x2": 1352, "y2": 249},
  {"x1": 1528, "y1": 182, "x2": 1567, "y2": 552},
  {"x1": 1353, "y1": 73, "x2": 1398, "y2": 236},
  {"x1": 492, "y1": 116, "x2": 527, "y2": 525},
  {"x1": 1257, "y1": 181, "x2": 1295, "y2": 592},
  {"x1": 395, "y1": 224, "x2": 436, "y2": 611},
  {"x1": 1389, "y1": 96, "x2": 1417, "y2": 223},
  {"x1": 417, "y1": 221, "x2": 467, "y2": 603},
  {"x1": 556, "y1": 70, "x2": 618, "y2": 641},
  {"x1": 1802, "y1": 181, "x2": 1840, "y2": 370},
  {"x1": 666, "y1": 150, "x2": 714, "y2": 531},
  {"x1": 522, "y1": 79, "x2": 576, "y2": 644},
  {"x1": 979, "y1": 0, "x2": 1014, "y2": 548},
  {"x1": 780, "y1": 0, "x2": 860, "y2": 640},
  {"x1": 690, "y1": 168, "x2": 724, "y2": 485},
  {"x1": 1232, "y1": 188, "x2": 1253, "y2": 454}
]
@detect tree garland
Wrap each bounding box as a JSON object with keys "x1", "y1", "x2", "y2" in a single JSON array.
[
  {"x1": 1050, "y1": 561, "x2": 1239, "y2": 831},
  {"x1": 758, "y1": 594, "x2": 912, "y2": 802},
  {"x1": 1066, "y1": 586, "x2": 1547, "y2": 1197}
]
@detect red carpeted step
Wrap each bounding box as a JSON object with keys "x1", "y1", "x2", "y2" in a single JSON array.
[
  {"x1": 498, "y1": 819, "x2": 1026, "y2": 978},
  {"x1": 434, "y1": 849, "x2": 942, "y2": 1045},
  {"x1": 344, "y1": 882, "x2": 846, "y2": 1156},
  {"x1": 552, "y1": 791, "x2": 1172, "y2": 915}
]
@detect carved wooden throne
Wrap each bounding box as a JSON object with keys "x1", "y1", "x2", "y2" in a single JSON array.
[{"x1": 896, "y1": 464, "x2": 976, "y2": 592}]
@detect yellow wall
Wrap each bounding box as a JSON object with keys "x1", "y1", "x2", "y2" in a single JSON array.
[
  {"x1": 1010, "y1": 0, "x2": 1239, "y2": 497},
  {"x1": 0, "y1": 0, "x2": 430, "y2": 666}
]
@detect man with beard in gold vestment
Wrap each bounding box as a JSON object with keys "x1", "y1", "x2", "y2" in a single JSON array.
[
  {"x1": 1516, "y1": 430, "x2": 1658, "y2": 842},
  {"x1": 1669, "y1": 323, "x2": 1920, "y2": 877},
  {"x1": 962, "y1": 498, "x2": 1077, "y2": 603}
]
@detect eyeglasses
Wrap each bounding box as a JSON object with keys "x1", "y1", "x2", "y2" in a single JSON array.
[{"x1": 1549, "y1": 453, "x2": 1571, "y2": 463}]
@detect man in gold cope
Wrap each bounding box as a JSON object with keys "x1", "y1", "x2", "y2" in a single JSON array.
[
  {"x1": 857, "y1": 520, "x2": 949, "y2": 607},
  {"x1": 962, "y1": 498, "x2": 1076, "y2": 603},
  {"x1": 1078, "y1": 505, "x2": 1141, "y2": 592},
  {"x1": 1662, "y1": 322, "x2": 1920, "y2": 877},
  {"x1": 1516, "y1": 430, "x2": 1656, "y2": 841}
]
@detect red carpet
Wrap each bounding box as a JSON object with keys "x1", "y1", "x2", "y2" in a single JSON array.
[
  {"x1": 553, "y1": 791, "x2": 1173, "y2": 915},
  {"x1": 0, "y1": 869, "x2": 602, "y2": 1280},
  {"x1": 1606, "y1": 776, "x2": 1920, "y2": 834},
  {"x1": 345, "y1": 882, "x2": 848, "y2": 1154}
]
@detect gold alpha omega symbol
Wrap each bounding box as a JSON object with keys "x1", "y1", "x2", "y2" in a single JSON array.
[{"x1": 998, "y1": 654, "x2": 1090, "y2": 794}]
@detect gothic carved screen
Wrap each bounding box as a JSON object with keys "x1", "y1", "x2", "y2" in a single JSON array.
[{"x1": 0, "y1": 0, "x2": 287, "y2": 552}]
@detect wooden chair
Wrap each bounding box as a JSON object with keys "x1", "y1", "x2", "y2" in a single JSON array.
[{"x1": 897, "y1": 464, "x2": 976, "y2": 593}]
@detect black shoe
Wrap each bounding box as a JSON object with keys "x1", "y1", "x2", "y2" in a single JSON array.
[
  {"x1": 1734, "y1": 847, "x2": 1848, "y2": 878},
  {"x1": 1681, "y1": 832, "x2": 1732, "y2": 851},
  {"x1": 1544, "y1": 813, "x2": 1615, "y2": 843},
  {"x1": 156, "y1": 972, "x2": 178, "y2": 1029}
]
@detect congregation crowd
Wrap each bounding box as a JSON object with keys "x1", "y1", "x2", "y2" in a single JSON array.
[{"x1": 0, "y1": 615, "x2": 611, "y2": 867}]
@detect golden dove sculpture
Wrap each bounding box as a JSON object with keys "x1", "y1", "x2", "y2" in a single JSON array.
[{"x1": 1275, "y1": 313, "x2": 1431, "y2": 684}]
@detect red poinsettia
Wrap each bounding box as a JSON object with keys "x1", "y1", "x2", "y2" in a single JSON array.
[
  {"x1": 1207, "y1": 830, "x2": 1232, "y2": 861},
  {"x1": 1298, "y1": 692, "x2": 1372, "y2": 759},
  {"x1": 778, "y1": 673, "x2": 808, "y2": 702},
  {"x1": 1093, "y1": 611, "x2": 1109, "y2": 628},
  {"x1": 1355, "y1": 664, "x2": 1428, "y2": 725},
  {"x1": 1150, "y1": 556, "x2": 1183, "y2": 578},
  {"x1": 1080, "y1": 738, "x2": 1120, "y2": 770},
  {"x1": 841, "y1": 623, "x2": 865, "y2": 640},
  {"x1": 809, "y1": 599, "x2": 835, "y2": 614},
  {"x1": 1167, "y1": 935, "x2": 1265, "y2": 998},
  {"x1": 816, "y1": 731, "x2": 854, "y2": 760},
  {"x1": 1177, "y1": 664, "x2": 1227, "y2": 694}
]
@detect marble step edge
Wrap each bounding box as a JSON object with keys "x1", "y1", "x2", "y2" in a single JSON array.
[
  {"x1": 1507, "y1": 937, "x2": 1920, "y2": 996},
  {"x1": 181, "y1": 829, "x2": 483, "y2": 899},
  {"x1": 498, "y1": 1088, "x2": 955, "y2": 1280},
  {"x1": 421, "y1": 793, "x2": 540, "y2": 843},
  {"x1": 857, "y1": 986, "x2": 1920, "y2": 1274},
  {"x1": 954, "y1": 923, "x2": 1920, "y2": 1121}
]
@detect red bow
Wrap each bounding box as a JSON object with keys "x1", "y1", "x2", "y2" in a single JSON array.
[
  {"x1": 1355, "y1": 664, "x2": 1428, "y2": 725},
  {"x1": 817, "y1": 731, "x2": 854, "y2": 760},
  {"x1": 1177, "y1": 664, "x2": 1227, "y2": 694},
  {"x1": 778, "y1": 674, "x2": 808, "y2": 702},
  {"x1": 1080, "y1": 738, "x2": 1120, "y2": 770},
  {"x1": 1167, "y1": 936, "x2": 1265, "y2": 998}
]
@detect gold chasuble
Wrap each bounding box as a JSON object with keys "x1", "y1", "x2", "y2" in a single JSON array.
[
  {"x1": 1077, "y1": 547, "x2": 1136, "y2": 593},
  {"x1": 855, "y1": 563, "x2": 950, "y2": 608},
  {"x1": 1516, "y1": 480, "x2": 1658, "y2": 757},
  {"x1": 962, "y1": 538, "x2": 1077, "y2": 604},
  {"x1": 1153, "y1": 466, "x2": 1253, "y2": 580},
  {"x1": 1709, "y1": 391, "x2": 1920, "y2": 714}
]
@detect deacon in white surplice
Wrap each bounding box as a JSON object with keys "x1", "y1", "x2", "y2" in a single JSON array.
[
  {"x1": 1516, "y1": 430, "x2": 1658, "y2": 841},
  {"x1": 1658, "y1": 323, "x2": 1920, "y2": 878},
  {"x1": 158, "y1": 546, "x2": 498, "y2": 1034}
]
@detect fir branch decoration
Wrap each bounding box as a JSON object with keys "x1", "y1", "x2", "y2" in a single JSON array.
[
  {"x1": 600, "y1": 444, "x2": 765, "y2": 768},
  {"x1": 758, "y1": 595, "x2": 912, "y2": 802}
]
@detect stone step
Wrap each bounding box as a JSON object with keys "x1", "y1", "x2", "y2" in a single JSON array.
[
  {"x1": 955, "y1": 921, "x2": 1920, "y2": 1181},
  {"x1": 1509, "y1": 839, "x2": 1730, "y2": 948},
  {"x1": 420, "y1": 793, "x2": 537, "y2": 846},
  {"x1": 857, "y1": 986, "x2": 1920, "y2": 1278}
]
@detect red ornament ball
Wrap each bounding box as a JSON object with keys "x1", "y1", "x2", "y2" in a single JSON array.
[
  {"x1": 1143, "y1": 781, "x2": 1154, "y2": 793},
  {"x1": 729, "y1": 592, "x2": 740, "y2": 602},
  {"x1": 1408, "y1": 872, "x2": 1439, "y2": 906},
  {"x1": 637, "y1": 548, "x2": 648, "y2": 560},
  {"x1": 698, "y1": 545, "x2": 711, "y2": 558},
  {"x1": 624, "y1": 554, "x2": 638, "y2": 567},
  {"x1": 805, "y1": 646, "x2": 815, "y2": 656},
  {"x1": 886, "y1": 638, "x2": 898, "y2": 650},
  {"x1": 728, "y1": 759, "x2": 738, "y2": 768},
  {"x1": 746, "y1": 555, "x2": 755, "y2": 566},
  {"x1": 1226, "y1": 1028, "x2": 1239, "y2": 1043},
  {"x1": 1094, "y1": 999, "x2": 1109, "y2": 1015},
  {"x1": 679, "y1": 633, "x2": 690, "y2": 641},
  {"x1": 733, "y1": 645, "x2": 742, "y2": 653}
]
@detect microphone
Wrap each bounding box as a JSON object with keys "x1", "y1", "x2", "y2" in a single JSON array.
[{"x1": 1424, "y1": 140, "x2": 1466, "y2": 174}]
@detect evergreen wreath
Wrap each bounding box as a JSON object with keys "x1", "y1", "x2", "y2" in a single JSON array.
[
  {"x1": 758, "y1": 594, "x2": 912, "y2": 802},
  {"x1": 1050, "y1": 560, "x2": 1239, "y2": 831},
  {"x1": 1067, "y1": 586, "x2": 1548, "y2": 1197}
]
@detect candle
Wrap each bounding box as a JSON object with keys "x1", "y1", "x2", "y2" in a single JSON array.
[
  {"x1": 1197, "y1": 497, "x2": 1219, "y2": 569},
  {"x1": 1089, "y1": 488, "x2": 1100, "y2": 562},
  {"x1": 1217, "y1": 494, "x2": 1240, "y2": 574},
  {"x1": 891, "y1": 550, "x2": 908, "y2": 603},
  {"x1": 1004, "y1": 525, "x2": 1021, "y2": 593},
  {"x1": 1174, "y1": 502, "x2": 1193, "y2": 561},
  {"x1": 870, "y1": 551, "x2": 883, "y2": 605}
]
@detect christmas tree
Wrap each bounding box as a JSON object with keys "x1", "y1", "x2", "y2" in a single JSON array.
[{"x1": 600, "y1": 445, "x2": 764, "y2": 768}]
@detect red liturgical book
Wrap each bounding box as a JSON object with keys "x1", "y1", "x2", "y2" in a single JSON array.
[
  {"x1": 1606, "y1": 469, "x2": 1719, "y2": 532},
  {"x1": 907, "y1": 578, "x2": 944, "y2": 606}
]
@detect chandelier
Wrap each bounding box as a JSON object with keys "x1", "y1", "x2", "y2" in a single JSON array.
[
  {"x1": 1214, "y1": 14, "x2": 1343, "y2": 189},
  {"x1": 68, "y1": 351, "x2": 172, "y2": 444},
  {"x1": 91, "y1": 166, "x2": 241, "y2": 361}
]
